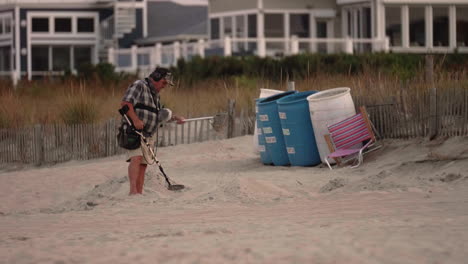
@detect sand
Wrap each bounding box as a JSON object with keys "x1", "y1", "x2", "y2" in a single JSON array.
[{"x1": 1, "y1": 136, "x2": 468, "y2": 264}]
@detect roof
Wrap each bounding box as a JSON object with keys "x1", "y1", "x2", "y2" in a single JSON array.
[{"x1": 136, "y1": 0, "x2": 208, "y2": 45}]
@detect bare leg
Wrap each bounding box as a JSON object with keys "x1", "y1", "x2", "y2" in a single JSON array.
[
  {"x1": 136, "y1": 164, "x2": 147, "y2": 194},
  {"x1": 128, "y1": 156, "x2": 143, "y2": 195}
]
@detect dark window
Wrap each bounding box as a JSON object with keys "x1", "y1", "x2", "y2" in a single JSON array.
[
  {"x1": 290, "y1": 14, "x2": 309, "y2": 38},
  {"x1": 32, "y1": 18, "x2": 49, "y2": 32},
  {"x1": 433, "y1": 7, "x2": 449, "y2": 47},
  {"x1": 210, "y1": 18, "x2": 220, "y2": 39},
  {"x1": 0, "y1": 19, "x2": 3, "y2": 34},
  {"x1": 385, "y1": 6, "x2": 402, "y2": 46},
  {"x1": 248, "y1": 14, "x2": 257, "y2": 38},
  {"x1": 52, "y1": 46, "x2": 70, "y2": 71},
  {"x1": 0, "y1": 47, "x2": 11, "y2": 71},
  {"x1": 409, "y1": 7, "x2": 425, "y2": 47},
  {"x1": 32, "y1": 46, "x2": 49, "y2": 71},
  {"x1": 77, "y1": 18, "x2": 94, "y2": 33},
  {"x1": 74, "y1": 46, "x2": 92, "y2": 69},
  {"x1": 457, "y1": 7, "x2": 468, "y2": 47},
  {"x1": 55, "y1": 18, "x2": 72, "y2": 33},
  {"x1": 316, "y1": 21, "x2": 328, "y2": 53},
  {"x1": 363, "y1": 7, "x2": 371, "y2": 38},
  {"x1": 316, "y1": 21, "x2": 327, "y2": 38},
  {"x1": 5, "y1": 18, "x2": 11, "y2": 33},
  {"x1": 265, "y1": 14, "x2": 284, "y2": 38}
]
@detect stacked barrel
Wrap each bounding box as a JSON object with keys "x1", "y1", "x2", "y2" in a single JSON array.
[{"x1": 255, "y1": 87, "x2": 356, "y2": 166}]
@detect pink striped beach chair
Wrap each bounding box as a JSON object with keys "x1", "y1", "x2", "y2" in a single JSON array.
[{"x1": 324, "y1": 107, "x2": 381, "y2": 170}]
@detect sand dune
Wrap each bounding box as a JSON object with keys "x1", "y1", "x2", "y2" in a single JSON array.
[{"x1": 1, "y1": 136, "x2": 467, "y2": 263}]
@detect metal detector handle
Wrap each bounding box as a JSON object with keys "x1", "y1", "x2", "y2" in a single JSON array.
[{"x1": 119, "y1": 105, "x2": 145, "y2": 134}]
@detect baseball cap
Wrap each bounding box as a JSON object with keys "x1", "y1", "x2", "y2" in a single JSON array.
[{"x1": 150, "y1": 67, "x2": 174, "y2": 86}]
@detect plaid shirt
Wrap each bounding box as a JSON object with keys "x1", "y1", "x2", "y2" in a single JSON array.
[{"x1": 122, "y1": 78, "x2": 161, "y2": 135}]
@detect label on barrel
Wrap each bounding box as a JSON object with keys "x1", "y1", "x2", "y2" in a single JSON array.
[
  {"x1": 255, "y1": 106, "x2": 258, "y2": 113},
  {"x1": 279, "y1": 112, "x2": 287, "y2": 119},
  {"x1": 282, "y1": 128, "x2": 290, "y2": 136},
  {"x1": 263, "y1": 127, "x2": 273, "y2": 134},
  {"x1": 265, "y1": 137, "x2": 276, "y2": 143},
  {"x1": 258, "y1": 145, "x2": 266, "y2": 152},
  {"x1": 259, "y1": 115, "x2": 269, "y2": 122},
  {"x1": 257, "y1": 129, "x2": 262, "y2": 135},
  {"x1": 287, "y1": 147, "x2": 295, "y2": 154}
]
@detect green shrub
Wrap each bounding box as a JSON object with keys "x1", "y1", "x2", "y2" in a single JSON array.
[{"x1": 172, "y1": 53, "x2": 468, "y2": 84}]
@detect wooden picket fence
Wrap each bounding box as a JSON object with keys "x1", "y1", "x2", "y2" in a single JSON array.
[
  {"x1": 0, "y1": 110, "x2": 254, "y2": 166},
  {"x1": 356, "y1": 87, "x2": 468, "y2": 139},
  {"x1": 1, "y1": 88, "x2": 466, "y2": 167}
]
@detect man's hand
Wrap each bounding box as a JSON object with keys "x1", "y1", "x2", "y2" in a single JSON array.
[
  {"x1": 173, "y1": 115, "x2": 186, "y2": 124},
  {"x1": 121, "y1": 102, "x2": 144, "y2": 130},
  {"x1": 133, "y1": 118, "x2": 145, "y2": 130}
]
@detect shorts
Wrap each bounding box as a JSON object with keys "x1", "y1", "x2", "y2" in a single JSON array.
[{"x1": 126, "y1": 135, "x2": 156, "y2": 165}]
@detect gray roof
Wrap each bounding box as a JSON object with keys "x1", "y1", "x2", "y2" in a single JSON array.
[{"x1": 136, "y1": 1, "x2": 207, "y2": 45}]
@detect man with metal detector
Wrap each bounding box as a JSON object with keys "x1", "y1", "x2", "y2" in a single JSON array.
[{"x1": 120, "y1": 67, "x2": 185, "y2": 195}]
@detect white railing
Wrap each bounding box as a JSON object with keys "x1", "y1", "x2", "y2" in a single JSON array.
[{"x1": 109, "y1": 36, "x2": 390, "y2": 74}]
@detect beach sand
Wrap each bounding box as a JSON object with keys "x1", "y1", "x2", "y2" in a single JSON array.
[{"x1": 1, "y1": 136, "x2": 467, "y2": 264}]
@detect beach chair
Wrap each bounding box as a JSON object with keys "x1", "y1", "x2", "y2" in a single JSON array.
[{"x1": 324, "y1": 106, "x2": 381, "y2": 170}]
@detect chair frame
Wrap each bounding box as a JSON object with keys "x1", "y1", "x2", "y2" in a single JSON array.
[{"x1": 324, "y1": 106, "x2": 382, "y2": 170}]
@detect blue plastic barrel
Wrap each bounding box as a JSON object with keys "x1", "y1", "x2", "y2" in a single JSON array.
[
  {"x1": 257, "y1": 90, "x2": 297, "y2": 166},
  {"x1": 255, "y1": 99, "x2": 273, "y2": 165},
  {"x1": 277, "y1": 91, "x2": 321, "y2": 166}
]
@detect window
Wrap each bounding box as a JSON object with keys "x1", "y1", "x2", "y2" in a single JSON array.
[
  {"x1": 247, "y1": 14, "x2": 257, "y2": 38},
  {"x1": 363, "y1": 7, "x2": 372, "y2": 38},
  {"x1": 52, "y1": 46, "x2": 70, "y2": 71},
  {"x1": 55, "y1": 18, "x2": 72, "y2": 33},
  {"x1": 77, "y1": 18, "x2": 94, "y2": 33},
  {"x1": 0, "y1": 19, "x2": 3, "y2": 34},
  {"x1": 0, "y1": 47, "x2": 11, "y2": 71},
  {"x1": 210, "y1": 18, "x2": 220, "y2": 39},
  {"x1": 457, "y1": 7, "x2": 468, "y2": 47},
  {"x1": 235, "y1": 15, "x2": 245, "y2": 38},
  {"x1": 223, "y1": 16, "x2": 232, "y2": 37},
  {"x1": 386, "y1": 6, "x2": 402, "y2": 47},
  {"x1": 32, "y1": 46, "x2": 49, "y2": 71},
  {"x1": 74, "y1": 47, "x2": 92, "y2": 69},
  {"x1": 32, "y1": 18, "x2": 49, "y2": 32},
  {"x1": 5, "y1": 17, "x2": 11, "y2": 33},
  {"x1": 347, "y1": 10, "x2": 352, "y2": 37},
  {"x1": 265, "y1": 14, "x2": 284, "y2": 38},
  {"x1": 409, "y1": 7, "x2": 425, "y2": 47},
  {"x1": 432, "y1": 7, "x2": 449, "y2": 47},
  {"x1": 316, "y1": 21, "x2": 328, "y2": 53},
  {"x1": 290, "y1": 14, "x2": 309, "y2": 38}
]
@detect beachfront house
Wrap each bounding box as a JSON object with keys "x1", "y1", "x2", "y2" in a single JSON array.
[
  {"x1": 108, "y1": 0, "x2": 468, "y2": 74},
  {"x1": 1, "y1": 0, "x2": 467, "y2": 84},
  {"x1": 0, "y1": 0, "x2": 208, "y2": 84},
  {"x1": 207, "y1": 0, "x2": 468, "y2": 56}
]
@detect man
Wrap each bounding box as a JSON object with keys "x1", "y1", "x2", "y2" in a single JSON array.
[{"x1": 121, "y1": 67, "x2": 185, "y2": 195}]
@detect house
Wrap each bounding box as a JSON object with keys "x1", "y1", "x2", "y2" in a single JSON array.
[
  {"x1": 109, "y1": 0, "x2": 467, "y2": 74},
  {"x1": 0, "y1": 0, "x2": 208, "y2": 84},
  {"x1": 2, "y1": 0, "x2": 467, "y2": 83},
  {"x1": 207, "y1": 0, "x2": 468, "y2": 56}
]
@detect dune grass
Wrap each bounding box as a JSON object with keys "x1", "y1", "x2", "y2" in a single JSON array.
[{"x1": 0, "y1": 69, "x2": 467, "y2": 129}]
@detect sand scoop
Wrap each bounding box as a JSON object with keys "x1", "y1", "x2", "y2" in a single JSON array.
[{"x1": 119, "y1": 105, "x2": 185, "y2": 191}]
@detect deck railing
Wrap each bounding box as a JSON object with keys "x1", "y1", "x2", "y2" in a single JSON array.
[{"x1": 109, "y1": 37, "x2": 389, "y2": 75}]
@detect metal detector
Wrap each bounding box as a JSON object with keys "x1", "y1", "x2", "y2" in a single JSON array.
[{"x1": 119, "y1": 105, "x2": 185, "y2": 191}]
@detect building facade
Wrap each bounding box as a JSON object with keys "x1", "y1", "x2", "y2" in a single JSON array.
[
  {"x1": 1, "y1": 0, "x2": 467, "y2": 84},
  {"x1": 0, "y1": 0, "x2": 152, "y2": 84},
  {"x1": 208, "y1": 0, "x2": 468, "y2": 56}
]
